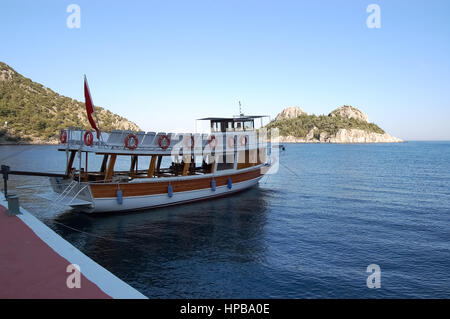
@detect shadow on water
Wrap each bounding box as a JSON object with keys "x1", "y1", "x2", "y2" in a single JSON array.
[{"x1": 51, "y1": 186, "x2": 271, "y2": 298}]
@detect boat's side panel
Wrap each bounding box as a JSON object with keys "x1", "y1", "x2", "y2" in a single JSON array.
[
  {"x1": 89, "y1": 176, "x2": 262, "y2": 213},
  {"x1": 89, "y1": 168, "x2": 262, "y2": 198}
]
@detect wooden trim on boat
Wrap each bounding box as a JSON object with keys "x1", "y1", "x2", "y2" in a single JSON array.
[
  {"x1": 156, "y1": 155, "x2": 162, "y2": 173},
  {"x1": 90, "y1": 168, "x2": 262, "y2": 198},
  {"x1": 100, "y1": 154, "x2": 108, "y2": 173},
  {"x1": 105, "y1": 154, "x2": 117, "y2": 181},
  {"x1": 130, "y1": 155, "x2": 137, "y2": 173},
  {"x1": 182, "y1": 156, "x2": 190, "y2": 176},
  {"x1": 65, "y1": 150, "x2": 77, "y2": 176},
  {"x1": 211, "y1": 156, "x2": 216, "y2": 173},
  {"x1": 148, "y1": 156, "x2": 156, "y2": 177}
]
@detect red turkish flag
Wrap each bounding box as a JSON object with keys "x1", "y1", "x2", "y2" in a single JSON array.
[{"x1": 84, "y1": 75, "x2": 100, "y2": 139}]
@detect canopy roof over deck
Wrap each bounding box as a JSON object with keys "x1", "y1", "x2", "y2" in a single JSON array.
[{"x1": 197, "y1": 115, "x2": 269, "y2": 121}]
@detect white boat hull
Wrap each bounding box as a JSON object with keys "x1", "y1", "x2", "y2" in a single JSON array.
[{"x1": 81, "y1": 176, "x2": 262, "y2": 213}]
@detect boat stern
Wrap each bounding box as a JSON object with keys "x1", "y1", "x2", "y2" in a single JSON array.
[{"x1": 40, "y1": 177, "x2": 95, "y2": 212}]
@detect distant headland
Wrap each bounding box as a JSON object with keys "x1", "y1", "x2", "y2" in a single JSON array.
[
  {"x1": 267, "y1": 106, "x2": 403, "y2": 143},
  {"x1": 0, "y1": 62, "x2": 140, "y2": 145}
]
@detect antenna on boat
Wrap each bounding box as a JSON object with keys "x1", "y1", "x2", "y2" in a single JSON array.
[{"x1": 239, "y1": 100, "x2": 244, "y2": 117}]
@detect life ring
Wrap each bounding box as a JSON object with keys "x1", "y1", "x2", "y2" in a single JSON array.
[
  {"x1": 158, "y1": 134, "x2": 171, "y2": 150},
  {"x1": 208, "y1": 135, "x2": 218, "y2": 148},
  {"x1": 124, "y1": 133, "x2": 139, "y2": 150},
  {"x1": 239, "y1": 135, "x2": 248, "y2": 146},
  {"x1": 59, "y1": 130, "x2": 67, "y2": 144},
  {"x1": 184, "y1": 135, "x2": 195, "y2": 148},
  {"x1": 83, "y1": 130, "x2": 94, "y2": 146},
  {"x1": 227, "y1": 135, "x2": 236, "y2": 148}
]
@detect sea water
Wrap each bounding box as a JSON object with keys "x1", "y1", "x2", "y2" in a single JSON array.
[{"x1": 0, "y1": 141, "x2": 449, "y2": 298}]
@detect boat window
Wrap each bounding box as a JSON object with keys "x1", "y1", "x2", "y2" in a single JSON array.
[
  {"x1": 211, "y1": 122, "x2": 220, "y2": 132},
  {"x1": 244, "y1": 120, "x2": 254, "y2": 131},
  {"x1": 220, "y1": 121, "x2": 228, "y2": 132},
  {"x1": 235, "y1": 122, "x2": 243, "y2": 131}
]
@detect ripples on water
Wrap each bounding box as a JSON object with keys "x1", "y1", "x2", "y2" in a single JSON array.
[{"x1": 1, "y1": 142, "x2": 449, "y2": 298}]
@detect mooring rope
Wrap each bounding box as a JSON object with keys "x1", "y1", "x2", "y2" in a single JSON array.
[
  {"x1": 51, "y1": 221, "x2": 131, "y2": 243},
  {"x1": 279, "y1": 160, "x2": 301, "y2": 179},
  {"x1": 0, "y1": 145, "x2": 37, "y2": 162}
]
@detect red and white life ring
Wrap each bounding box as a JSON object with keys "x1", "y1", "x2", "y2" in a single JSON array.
[
  {"x1": 239, "y1": 135, "x2": 248, "y2": 146},
  {"x1": 124, "y1": 133, "x2": 139, "y2": 150},
  {"x1": 208, "y1": 135, "x2": 217, "y2": 148},
  {"x1": 84, "y1": 130, "x2": 94, "y2": 146},
  {"x1": 59, "y1": 130, "x2": 67, "y2": 144},
  {"x1": 158, "y1": 134, "x2": 171, "y2": 150},
  {"x1": 184, "y1": 135, "x2": 195, "y2": 148}
]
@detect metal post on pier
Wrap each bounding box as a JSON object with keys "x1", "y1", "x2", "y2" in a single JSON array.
[
  {"x1": 6, "y1": 194, "x2": 20, "y2": 216},
  {"x1": 1, "y1": 165, "x2": 9, "y2": 198},
  {"x1": 1, "y1": 165, "x2": 21, "y2": 215}
]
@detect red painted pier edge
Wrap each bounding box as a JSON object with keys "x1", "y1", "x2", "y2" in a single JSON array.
[{"x1": 0, "y1": 193, "x2": 147, "y2": 299}]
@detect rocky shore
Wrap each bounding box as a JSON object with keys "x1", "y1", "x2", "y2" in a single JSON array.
[
  {"x1": 271, "y1": 106, "x2": 403, "y2": 144},
  {"x1": 279, "y1": 128, "x2": 403, "y2": 143}
]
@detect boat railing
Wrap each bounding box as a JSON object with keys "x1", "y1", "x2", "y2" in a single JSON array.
[
  {"x1": 67, "y1": 183, "x2": 90, "y2": 205},
  {"x1": 51, "y1": 179, "x2": 81, "y2": 207},
  {"x1": 59, "y1": 128, "x2": 271, "y2": 156}
]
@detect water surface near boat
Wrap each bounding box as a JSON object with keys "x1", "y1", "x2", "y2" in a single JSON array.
[{"x1": 1, "y1": 141, "x2": 450, "y2": 298}]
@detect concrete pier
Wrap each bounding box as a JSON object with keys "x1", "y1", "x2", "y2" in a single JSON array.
[{"x1": 0, "y1": 192, "x2": 147, "y2": 299}]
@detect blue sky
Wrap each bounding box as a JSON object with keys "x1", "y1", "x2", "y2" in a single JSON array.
[{"x1": 1, "y1": 0, "x2": 449, "y2": 139}]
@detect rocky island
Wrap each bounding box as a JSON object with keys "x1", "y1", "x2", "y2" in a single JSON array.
[{"x1": 268, "y1": 106, "x2": 403, "y2": 143}]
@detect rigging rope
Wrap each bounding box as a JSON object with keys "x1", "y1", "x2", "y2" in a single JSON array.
[
  {"x1": 51, "y1": 220, "x2": 131, "y2": 243},
  {"x1": 0, "y1": 145, "x2": 37, "y2": 162},
  {"x1": 279, "y1": 160, "x2": 302, "y2": 179}
]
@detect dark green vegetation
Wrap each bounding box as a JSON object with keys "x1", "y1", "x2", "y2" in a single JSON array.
[
  {"x1": 0, "y1": 62, "x2": 140, "y2": 143},
  {"x1": 0, "y1": 128, "x2": 28, "y2": 143},
  {"x1": 266, "y1": 114, "x2": 385, "y2": 138}
]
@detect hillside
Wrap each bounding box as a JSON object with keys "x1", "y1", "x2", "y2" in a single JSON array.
[
  {"x1": 0, "y1": 62, "x2": 140, "y2": 144},
  {"x1": 267, "y1": 106, "x2": 403, "y2": 143}
]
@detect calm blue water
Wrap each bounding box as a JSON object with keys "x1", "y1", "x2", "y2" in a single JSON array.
[{"x1": 1, "y1": 142, "x2": 449, "y2": 298}]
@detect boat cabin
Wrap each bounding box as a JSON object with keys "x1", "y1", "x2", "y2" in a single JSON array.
[
  {"x1": 198, "y1": 115, "x2": 268, "y2": 133},
  {"x1": 59, "y1": 115, "x2": 270, "y2": 184}
]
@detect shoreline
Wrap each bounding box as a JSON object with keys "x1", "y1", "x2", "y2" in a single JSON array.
[
  {"x1": 0, "y1": 142, "x2": 57, "y2": 146},
  {"x1": 5, "y1": 141, "x2": 450, "y2": 146},
  {"x1": 278, "y1": 140, "x2": 406, "y2": 144},
  {"x1": 3, "y1": 137, "x2": 450, "y2": 147},
  {"x1": 0, "y1": 141, "x2": 406, "y2": 146}
]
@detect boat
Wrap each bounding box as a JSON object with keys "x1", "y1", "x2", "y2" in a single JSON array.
[
  {"x1": 44, "y1": 114, "x2": 276, "y2": 213},
  {"x1": 1, "y1": 77, "x2": 279, "y2": 214}
]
